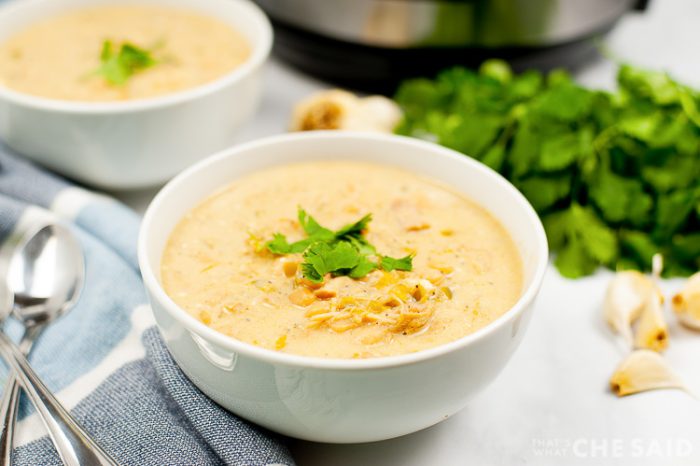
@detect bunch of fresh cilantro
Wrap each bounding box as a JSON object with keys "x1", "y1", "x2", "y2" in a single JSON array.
[{"x1": 394, "y1": 60, "x2": 700, "y2": 278}]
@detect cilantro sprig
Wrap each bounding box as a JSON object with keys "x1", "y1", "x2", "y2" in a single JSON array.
[
  {"x1": 395, "y1": 60, "x2": 700, "y2": 278},
  {"x1": 94, "y1": 40, "x2": 158, "y2": 86},
  {"x1": 265, "y1": 208, "x2": 413, "y2": 282}
]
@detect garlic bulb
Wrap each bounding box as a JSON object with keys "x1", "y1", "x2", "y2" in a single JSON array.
[
  {"x1": 672, "y1": 271, "x2": 700, "y2": 331},
  {"x1": 290, "y1": 89, "x2": 402, "y2": 133},
  {"x1": 610, "y1": 349, "x2": 685, "y2": 397},
  {"x1": 603, "y1": 271, "x2": 653, "y2": 348}
]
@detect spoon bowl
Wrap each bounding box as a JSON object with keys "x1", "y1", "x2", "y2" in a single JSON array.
[{"x1": 7, "y1": 224, "x2": 83, "y2": 326}]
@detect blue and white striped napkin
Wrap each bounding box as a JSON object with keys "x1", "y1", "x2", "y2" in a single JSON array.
[{"x1": 0, "y1": 144, "x2": 294, "y2": 465}]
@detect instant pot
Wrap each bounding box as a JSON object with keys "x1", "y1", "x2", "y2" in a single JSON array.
[{"x1": 256, "y1": 0, "x2": 649, "y2": 92}]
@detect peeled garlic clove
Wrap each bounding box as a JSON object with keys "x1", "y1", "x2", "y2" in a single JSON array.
[
  {"x1": 610, "y1": 350, "x2": 685, "y2": 397},
  {"x1": 351, "y1": 95, "x2": 403, "y2": 133},
  {"x1": 634, "y1": 285, "x2": 669, "y2": 352},
  {"x1": 290, "y1": 89, "x2": 360, "y2": 131},
  {"x1": 672, "y1": 271, "x2": 700, "y2": 331},
  {"x1": 290, "y1": 89, "x2": 402, "y2": 133},
  {"x1": 603, "y1": 271, "x2": 653, "y2": 347}
]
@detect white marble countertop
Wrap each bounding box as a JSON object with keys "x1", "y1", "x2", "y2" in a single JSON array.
[{"x1": 116, "y1": 1, "x2": 700, "y2": 464}]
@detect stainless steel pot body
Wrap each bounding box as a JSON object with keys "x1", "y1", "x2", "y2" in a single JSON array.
[{"x1": 257, "y1": 0, "x2": 638, "y2": 48}]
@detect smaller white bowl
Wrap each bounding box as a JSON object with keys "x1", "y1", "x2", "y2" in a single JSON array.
[
  {"x1": 139, "y1": 132, "x2": 549, "y2": 443},
  {"x1": 0, "y1": 0, "x2": 272, "y2": 189}
]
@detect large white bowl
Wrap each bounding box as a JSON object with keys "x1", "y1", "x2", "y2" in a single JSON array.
[
  {"x1": 0, "y1": 0, "x2": 271, "y2": 189},
  {"x1": 138, "y1": 132, "x2": 549, "y2": 443}
]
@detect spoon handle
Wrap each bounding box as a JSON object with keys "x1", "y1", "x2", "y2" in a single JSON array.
[
  {"x1": 0, "y1": 325, "x2": 40, "y2": 465},
  {"x1": 0, "y1": 372, "x2": 21, "y2": 464},
  {"x1": 0, "y1": 333, "x2": 119, "y2": 466}
]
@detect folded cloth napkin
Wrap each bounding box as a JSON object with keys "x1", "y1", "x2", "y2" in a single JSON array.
[{"x1": 0, "y1": 144, "x2": 295, "y2": 465}]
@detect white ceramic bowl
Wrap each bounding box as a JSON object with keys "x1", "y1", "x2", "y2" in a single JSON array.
[
  {"x1": 139, "y1": 132, "x2": 549, "y2": 443},
  {"x1": 0, "y1": 0, "x2": 271, "y2": 190}
]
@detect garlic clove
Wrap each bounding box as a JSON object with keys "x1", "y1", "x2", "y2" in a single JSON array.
[
  {"x1": 351, "y1": 95, "x2": 403, "y2": 133},
  {"x1": 633, "y1": 285, "x2": 669, "y2": 352},
  {"x1": 290, "y1": 89, "x2": 360, "y2": 131},
  {"x1": 633, "y1": 253, "x2": 669, "y2": 352},
  {"x1": 610, "y1": 349, "x2": 685, "y2": 397},
  {"x1": 603, "y1": 271, "x2": 654, "y2": 347},
  {"x1": 290, "y1": 89, "x2": 402, "y2": 133},
  {"x1": 672, "y1": 271, "x2": 700, "y2": 331}
]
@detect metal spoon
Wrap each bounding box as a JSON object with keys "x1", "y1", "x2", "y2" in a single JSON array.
[
  {"x1": 0, "y1": 223, "x2": 84, "y2": 463},
  {"x1": 0, "y1": 224, "x2": 114, "y2": 464},
  {"x1": 0, "y1": 224, "x2": 118, "y2": 465}
]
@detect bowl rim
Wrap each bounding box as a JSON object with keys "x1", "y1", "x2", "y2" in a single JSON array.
[
  {"x1": 138, "y1": 131, "x2": 549, "y2": 370},
  {"x1": 0, "y1": 0, "x2": 272, "y2": 114}
]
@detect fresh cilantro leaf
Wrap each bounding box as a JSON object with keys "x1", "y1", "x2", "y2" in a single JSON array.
[
  {"x1": 542, "y1": 210, "x2": 569, "y2": 251},
  {"x1": 653, "y1": 188, "x2": 699, "y2": 241},
  {"x1": 618, "y1": 65, "x2": 679, "y2": 105},
  {"x1": 671, "y1": 233, "x2": 700, "y2": 262},
  {"x1": 302, "y1": 241, "x2": 361, "y2": 282},
  {"x1": 619, "y1": 230, "x2": 659, "y2": 270},
  {"x1": 618, "y1": 113, "x2": 662, "y2": 142},
  {"x1": 509, "y1": 120, "x2": 541, "y2": 179},
  {"x1": 300, "y1": 262, "x2": 323, "y2": 283},
  {"x1": 380, "y1": 255, "x2": 413, "y2": 272},
  {"x1": 571, "y1": 204, "x2": 618, "y2": 265},
  {"x1": 286, "y1": 238, "x2": 315, "y2": 254},
  {"x1": 534, "y1": 83, "x2": 594, "y2": 122},
  {"x1": 542, "y1": 204, "x2": 618, "y2": 277},
  {"x1": 516, "y1": 176, "x2": 570, "y2": 213},
  {"x1": 266, "y1": 234, "x2": 312, "y2": 255},
  {"x1": 347, "y1": 236, "x2": 377, "y2": 256},
  {"x1": 554, "y1": 237, "x2": 598, "y2": 279},
  {"x1": 335, "y1": 214, "x2": 372, "y2": 238},
  {"x1": 349, "y1": 256, "x2": 378, "y2": 278},
  {"x1": 480, "y1": 144, "x2": 507, "y2": 172},
  {"x1": 641, "y1": 152, "x2": 699, "y2": 193},
  {"x1": 266, "y1": 233, "x2": 292, "y2": 255},
  {"x1": 95, "y1": 40, "x2": 157, "y2": 86},
  {"x1": 589, "y1": 167, "x2": 653, "y2": 226},
  {"x1": 538, "y1": 133, "x2": 580, "y2": 171},
  {"x1": 479, "y1": 59, "x2": 512, "y2": 84},
  {"x1": 298, "y1": 208, "x2": 334, "y2": 239}
]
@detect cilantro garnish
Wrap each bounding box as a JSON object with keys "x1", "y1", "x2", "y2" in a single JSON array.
[
  {"x1": 265, "y1": 208, "x2": 413, "y2": 282},
  {"x1": 94, "y1": 40, "x2": 158, "y2": 85},
  {"x1": 394, "y1": 59, "x2": 700, "y2": 278},
  {"x1": 380, "y1": 255, "x2": 415, "y2": 272}
]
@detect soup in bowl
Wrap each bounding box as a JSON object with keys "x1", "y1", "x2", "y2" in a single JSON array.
[
  {"x1": 0, "y1": 5, "x2": 251, "y2": 102},
  {"x1": 139, "y1": 132, "x2": 548, "y2": 442},
  {"x1": 0, "y1": 0, "x2": 271, "y2": 189},
  {"x1": 161, "y1": 161, "x2": 524, "y2": 359}
]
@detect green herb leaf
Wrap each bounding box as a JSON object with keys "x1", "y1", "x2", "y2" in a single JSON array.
[
  {"x1": 349, "y1": 256, "x2": 379, "y2": 278},
  {"x1": 302, "y1": 241, "x2": 361, "y2": 282},
  {"x1": 95, "y1": 40, "x2": 157, "y2": 86},
  {"x1": 298, "y1": 208, "x2": 334, "y2": 239},
  {"x1": 619, "y1": 230, "x2": 659, "y2": 269},
  {"x1": 380, "y1": 255, "x2": 414, "y2": 272},
  {"x1": 516, "y1": 176, "x2": 571, "y2": 213},
  {"x1": 335, "y1": 214, "x2": 372, "y2": 239},
  {"x1": 266, "y1": 233, "x2": 292, "y2": 255},
  {"x1": 588, "y1": 167, "x2": 653, "y2": 226}
]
